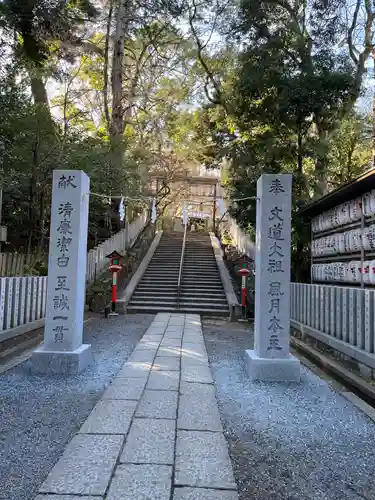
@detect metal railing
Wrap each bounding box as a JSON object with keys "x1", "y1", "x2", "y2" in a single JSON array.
[
  {"x1": 177, "y1": 223, "x2": 188, "y2": 308},
  {"x1": 291, "y1": 282, "x2": 375, "y2": 369}
]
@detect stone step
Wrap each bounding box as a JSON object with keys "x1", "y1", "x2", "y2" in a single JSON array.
[
  {"x1": 136, "y1": 287, "x2": 177, "y2": 293},
  {"x1": 184, "y1": 262, "x2": 215, "y2": 265},
  {"x1": 148, "y1": 264, "x2": 180, "y2": 267},
  {"x1": 183, "y1": 264, "x2": 217, "y2": 268},
  {"x1": 145, "y1": 270, "x2": 180, "y2": 274},
  {"x1": 130, "y1": 298, "x2": 178, "y2": 306},
  {"x1": 180, "y1": 282, "x2": 223, "y2": 288},
  {"x1": 180, "y1": 296, "x2": 227, "y2": 304},
  {"x1": 144, "y1": 272, "x2": 219, "y2": 279},
  {"x1": 157, "y1": 243, "x2": 182, "y2": 246},
  {"x1": 154, "y1": 249, "x2": 182, "y2": 252},
  {"x1": 154, "y1": 248, "x2": 182, "y2": 252},
  {"x1": 133, "y1": 291, "x2": 177, "y2": 298},
  {"x1": 143, "y1": 275, "x2": 179, "y2": 280},
  {"x1": 141, "y1": 276, "x2": 178, "y2": 281},
  {"x1": 151, "y1": 255, "x2": 181, "y2": 259},
  {"x1": 184, "y1": 253, "x2": 213, "y2": 256},
  {"x1": 126, "y1": 304, "x2": 229, "y2": 316},
  {"x1": 183, "y1": 273, "x2": 219, "y2": 277},
  {"x1": 151, "y1": 256, "x2": 181, "y2": 260},
  {"x1": 182, "y1": 279, "x2": 222, "y2": 285},
  {"x1": 148, "y1": 262, "x2": 181, "y2": 267},
  {"x1": 136, "y1": 282, "x2": 177, "y2": 288},
  {"x1": 154, "y1": 250, "x2": 182, "y2": 253},
  {"x1": 183, "y1": 269, "x2": 218, "y2": 274},
  {"x1": 141, "y1": 274, "x2": 179, "y2": 279},
  {"x1": 183, "y1": 272, "x2": 218, "y2": 276},
  {"x1": 179, "y1": 292, "x2": 226, "y2": 299},
  {"x1": 142, "y1": 273, "x2": 178, "y2": 278},
  {"x1": 152, "y1": 257, "x2": 181, "y2": 260},
  {"x1": 156, "y1": 244, "x2": 182, "y2": 247},
  {"x1": 180, "y1": 290, "x2": 224, "y2": 296},
  {"x1": 139, "y1": 281, "x2": 178, "y2": 286},
  {"x1": 150, "y1": 258, "x2": 181, "y2": 262},
  {"x1": 184, "y1": 258, "x2": 216, "y2": 263},
  {"x1": 146, "y1": 265, "x2": 181, "y2": 269},
  {"x1": 144, "y1": 270, "x2": 180, "y2": 275},
  {"x1": 179, "y1": 301, "x2": 227, "y2": 310},
  {"x1": 147, "y1": 264, "x2": 181, "y2": 268}
]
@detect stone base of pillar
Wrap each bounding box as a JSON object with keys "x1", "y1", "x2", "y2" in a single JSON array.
[
  {"x1": 31, "y1": 344, "x2": 92, "y2": 375},
  {"x1": 245, "y1": 349, "x2": 300, "y2": 382}
]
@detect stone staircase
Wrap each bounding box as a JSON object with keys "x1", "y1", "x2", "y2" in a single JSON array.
[{"x1": 127, "y1": 231, "x2": 229, "y2": 316}]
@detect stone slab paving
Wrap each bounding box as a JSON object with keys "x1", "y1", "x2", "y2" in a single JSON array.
[
  {"x1": 153, "y1": 355, "x2": 180, "y2": 371},
  {"x1": 120, "y1": 417, "x2": 175, "y2": 465},
  {"x1": 146, "y1": 369, "x2": 180, "y2": 390},
  {"x1": 181, "y1": 364, "x2": 214, "y2": 384},
  {"x1": 106, "y1": 464, "x2": 172, "y2": 500},
  {"x1": 34, "y1": 313, "x2": 238, "y2": 500},
  {"x1": 79, "y1": 400, "x2": 137, "y2": 434},
  {"x1": 175, "y1": 430, "x2": 237, "y2": 489},
  {"x1": 39, "y1": 434, "x2": 123, "y2": 495},
  {"x1": 135, "y1": 389, "x2": 178, "y2": 419},
  {"x1": 128, "y1": 349, "x2": 156, "y2": 363},
  {"x1": 102, "y1": 376, "x2": 147, "y2": 400},
  {"x1": 173, "y1": 488, "x2": 240, "y2": 500},
  {"x1": 35, "y1": 497, "x2": 100, "y2": 500},
  {"x1": 178, "y1": 381, "x2": 223, "y2": 431},
  {"x1": 116, "y1": 361, "x2": 151, "y2": 378}
]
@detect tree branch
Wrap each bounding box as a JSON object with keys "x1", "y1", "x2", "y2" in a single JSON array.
[
  {"x1": 188, "y1": 0, "x2": 229, "y2": 112},
  {"x1": 347, "y1": 0, "x2": 361, "y2": 65}
]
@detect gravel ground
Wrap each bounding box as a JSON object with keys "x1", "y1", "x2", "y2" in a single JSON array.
[
  {"x1": 203, "y1": 319, "x2": 375, "y2": 500},
  {"x1": 0, "y1": 313, "x2": 154, "y2": 500}
]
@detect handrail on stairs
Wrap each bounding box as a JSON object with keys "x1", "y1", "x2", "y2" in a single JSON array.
[{"x1": 177, "y1": 223, "x2": 188, "y2": 309}]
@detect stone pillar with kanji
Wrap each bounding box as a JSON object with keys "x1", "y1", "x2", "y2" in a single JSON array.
[
  {"x1": 32, "y1": 170, "x2": 91, "y2": 374},
  {"x1": 246, "y1": 173, "x2": 300, "y2": 381}
]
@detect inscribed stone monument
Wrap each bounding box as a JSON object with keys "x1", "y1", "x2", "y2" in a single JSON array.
[
  {"x1": 246, "y1": 174, "x2": 300, "y2": 381},
  {"x1": 32, "y1": 170, "x2": 91, "y2": 374}
]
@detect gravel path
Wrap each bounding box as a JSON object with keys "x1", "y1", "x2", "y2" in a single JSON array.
[
  {"x1": 203, "y1": 319, "x2": 375, "y2": 500},
  {"x1": 0, "y1": 313, "x2": 154, "y2": 500}
]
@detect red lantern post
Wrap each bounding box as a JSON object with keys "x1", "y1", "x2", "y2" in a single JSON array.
[
  {"x1": 106, "y1": 251, "x2": 124, "y2": 315},
  {"x1": 237, "y1": 262, "x2": 250, "y2": 318}
]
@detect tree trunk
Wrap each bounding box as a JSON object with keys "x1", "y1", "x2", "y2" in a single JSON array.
[
  {"x1": 36, "y1": 189, "x2": 46, "y2": 258},
  {"x1": 111, "y1": 0, "x2": 131, "y2": 138},
  {"x1": 313, "y1": 117, "x2": 329, "y2": 196},
  {"x1": 28, "y1": 70, "x2": 55, "y2": 129},
  {"x1": 110, "y1": 0, "x2": 132, "y2": 179},
  {"x1": 103, "y1": 0, "x2": 114, "y2": 130},
  {"x1": 315, "y1": 158, "x2": 328, "y2": 196},
  {"x1": 30, "y1": 74, "x2": 49, "y2": 107}
]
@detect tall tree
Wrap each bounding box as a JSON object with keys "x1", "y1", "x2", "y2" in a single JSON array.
[{"x1": 0, "y1": 0, "x2": 98, "y2": 111}]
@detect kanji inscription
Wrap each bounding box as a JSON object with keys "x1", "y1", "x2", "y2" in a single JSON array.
[
  {"x1": 31, "y1": 170, "x2": 92, "y2": 374},
  {"x1": 253, "y1": 174, "x2": 293, "y2": 359},
  {"x1": 42, "y1": 170, "x2": 90, "y2": 351},
  {"x1": 247, "y1": 174, "x2": 300, "y2": 381}
]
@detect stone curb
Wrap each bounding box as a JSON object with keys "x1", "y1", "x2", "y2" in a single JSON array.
[
  {"x1": 117, "y1": 230, "x2": 163, "y2": 311},
  {"x1": 209, "y1": 232, "x2": 240, "y2": 320}
]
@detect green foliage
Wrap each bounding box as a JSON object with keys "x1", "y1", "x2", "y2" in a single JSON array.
[
  {"x1": 190, "y1": 0, "x2": 373, "y2": 279},
  {"x1": 0, "y1": 0, "x2": 98, "y2": 66},
  {"x1": 0, "y1": 0, "x2": 372, "y2": 283}
]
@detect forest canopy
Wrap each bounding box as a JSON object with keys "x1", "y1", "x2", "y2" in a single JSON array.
[{"x1": 0, "y1": 0, "x2": 373, "y2": 271}]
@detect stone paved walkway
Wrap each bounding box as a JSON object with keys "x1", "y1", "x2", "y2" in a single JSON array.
[{"x1": 34, "y1": 313, "x2": 238, "y2": 500}]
